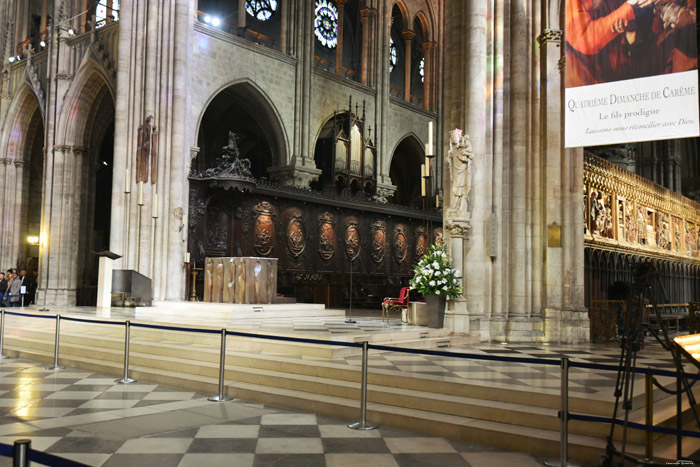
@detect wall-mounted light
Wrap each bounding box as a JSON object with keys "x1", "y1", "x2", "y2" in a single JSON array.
[
  {"x1": 27, "y1": 236, "x2": 39, "y2": 246},
  {"x1": 211, "y1": 17, "x2": 221, "y2": 27},
  {"x1": 40, "y1": 40, "x2": 46, "y2": 47},
  {"x1": 8, "y1": 56, "x2": 15, "y2": 63}
]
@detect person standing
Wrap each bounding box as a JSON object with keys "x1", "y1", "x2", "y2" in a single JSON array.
[
  {"x1": 0, "y1": 273, "x2": 7, "y2": 307},
  {"x1": 8, "y1": 269, "x2": 26, "y2": 307}
]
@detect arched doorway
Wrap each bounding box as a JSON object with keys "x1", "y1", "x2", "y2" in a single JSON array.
[
  {"x1": 389, "y1": 135, "x2": 424, "y2": 207},
  {"x1": 38, "y1": 70, "x2": 115, "y2": 306},
  {"x1": 0, "y1": 88, "x2": 45, "y2": 290}
]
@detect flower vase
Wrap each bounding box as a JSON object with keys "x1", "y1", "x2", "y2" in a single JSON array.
[{"x1": 426, "y1": 294, "x2": 446, "y2": 328}]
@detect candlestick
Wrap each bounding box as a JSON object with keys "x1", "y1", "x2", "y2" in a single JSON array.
[
  {"x1": 436, "y1": 194, "x2": 439, "y2": 207},
  {"x1": 125, "y1": 168, "x2": 131, "y2": 193},
  {"x1": 421, "y1": 163, "x2": 426, "y2": 196},
  {"x1": 138, "y1": 182, "x2": 144, "y2": 205},
  {"x1": 185, "y1": 252, "x2": 190, "y2": 264}
]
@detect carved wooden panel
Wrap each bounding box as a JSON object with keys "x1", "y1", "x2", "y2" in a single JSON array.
[
  {"x1": 345, "y1": 220, "x2": 361, "y2": 261},
  {"x1": 415, "y1": 226, "x2": 427, "y2": 258},
  {"x1": 370, "y1": 221, "x2": 386, "y2": 264},
  {"x1": 253, "y1": 201, "x2": 276, "y2": 256},
  {"x1": 393, "y1": 225, "x2": 408, "y2": 264},
  {"x1": 318, "y1": 212, "x2": 335, "y2": 261},
  {"x1": 287, "y1": 209, "x2": 306, "y2": 258}
]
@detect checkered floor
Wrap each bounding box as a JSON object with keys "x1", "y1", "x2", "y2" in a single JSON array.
[
  {"x1": 0, "y1": 358, "x2": 552, "y2": 467},
  {"x1": 327, "y1": 339, "x2": 688, "y2": 399}
]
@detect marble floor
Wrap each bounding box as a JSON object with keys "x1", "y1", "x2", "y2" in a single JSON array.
[
  {"x1": 0, "y1": 358, "x2": 552, "y2": 467},
  {"x1": 3, "y1": 305, "x2": 691, "y2": 402}
]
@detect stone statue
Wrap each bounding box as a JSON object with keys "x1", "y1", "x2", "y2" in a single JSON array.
[{"x1": 447, "y1": 129, "x2": 473, "y2": 214}]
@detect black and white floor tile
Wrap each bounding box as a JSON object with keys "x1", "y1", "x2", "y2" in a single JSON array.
[{"x1": 0, "y1": 358, "x2": 549, "y2": 467}]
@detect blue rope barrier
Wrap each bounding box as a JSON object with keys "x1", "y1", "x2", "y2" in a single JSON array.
[
  {"x1": 60, "y1": 316, "x2": 125, "y2": 326},
  {"x1": 368, "y1": 344, "x2": 561, "y2": 366},
  {"x1": 568, "y1": 413, "x2": 700, "y2": 439},
  {"x1": 0, "y1": 443, "x2": 10, "y2": 457},
  {"x1": 0, "y1": 443, "x2": 91, "y2": 466},
  {"x1": 225, "y1": 329, "x2": 364, "y2": 348},
  {"x1": 129, "y1": 322, "x2": 222, "y2": 335},
  {"x1": 3, "y1": 310, "x2": 55, "y2": 319},
  {"x1": 569, "y1": 359, "x2": 700, "y2": 380}
]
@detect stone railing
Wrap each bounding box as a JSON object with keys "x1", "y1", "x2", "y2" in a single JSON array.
[{"x1": 584, "y1": 153, "x2": 700, "y2": 261}]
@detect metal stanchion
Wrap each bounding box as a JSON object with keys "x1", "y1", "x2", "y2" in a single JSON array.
[
  {"x1": 645, "y1": 374, "x2": 654, "y2": 459},
  {"x1": 348, "y1": 341, "x2": 376, "y2": 430},
  {"x1": 115, "y1": 320, "x2": 136, "y2": 384},
  {"x1": 0, "y1": 310, "x2": 10, "y2": 359},
  {"x1": 677, "y1": 371, "x2": 682, "y2": 460},
  {"x1": 560, "y1": 357, "x2": 569, "y2": 466},
  {"x1": 208, "y1": 329, "x2": 231, "y2": 402},
  {"x1": 46, "y1": 314, "x2": 65, "y2": 370},
  {"x1": 13, "y1": 439, "x2": 31, "y2": 467}
]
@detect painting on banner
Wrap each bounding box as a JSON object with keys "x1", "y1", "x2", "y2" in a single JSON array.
[{"x1": 565, "y1": 0, "x2": 699, "y2": 148}]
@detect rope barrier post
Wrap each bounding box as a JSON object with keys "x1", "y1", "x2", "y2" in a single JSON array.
[
  {"x1": 115, "y1": 320, "x2": 136, "y2": 384},
  {"x1": 13, "y1": 438, "x2": 31, "y2": 467},
  {"x1": 677, "y1": 371, "x2": 682, "y2": 460},
  {"x1": 0, "y1": 310, "x2": 10, "y2": 359},
  {"x1": 348, "y1": 341, "x2": 377, "y2": 430},
  {"x1": 208, "y1": 328, "x2": 231, "y2": 402},
  {"x1": 46, "y1": 314, "x2": 65, "y2": 370},
  {"x1": 560, "y1": 357, "x2": 569, "y2": 466},
  {"x1": 645, "y1": 373, "x2": 653, "y2": 460}
]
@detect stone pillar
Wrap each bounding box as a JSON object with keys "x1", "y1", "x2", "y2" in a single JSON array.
[
  {"x1": 422, "y1": 41, "x2": 435, "y2": 111},
  {"x1": 280, "y1": 0, "x2": 289, "y2": 53},
  {"x1": 360, "y1": 8, "x2": 371, "y2": 85},
  {"x1": 81, "y1": 0, "x2": 88, "y2": 32},
  {"x1": 445, "y1": 220, "x2": 470, "y2": 332},
  {"x1": 335, "y1": 0, "x2": 345, "y2": 75},
  {"x1": 402, "y1": 30, "x2": 415, "y2": 102},
  {"x1": 41, "y1": 0, "x2": 48, "y2": 40},
  {"x1": 238, "y1": 0, "x2": 246, "y2": 34},
  {"x1": 272, "y1": 1, "x2": 320, "y2": 188},
  {"x1": 10, "y1": 159, "x2": 25, "y2": 269}
]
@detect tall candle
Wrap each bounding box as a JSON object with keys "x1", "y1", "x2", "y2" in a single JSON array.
[
  {"x1": 428, "y1": 121, "x2": 433, "y2": 149},
  {"x1": 125, "y1": 168, "x2": 131, "y2": 193},
  {"x1": 138, "y1": 182, "x2": 144, "y2": 205},
  {"x1": 152, "y1": 192, "x2": 158, "y2": 218},
  {"x1": 421, "y1": 164, "x2": 426, "y2": 196}
]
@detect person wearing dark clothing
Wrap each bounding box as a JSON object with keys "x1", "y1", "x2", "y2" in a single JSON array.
[{"x1": 0, "y1": 273, "x2": 7, "y2": 307}]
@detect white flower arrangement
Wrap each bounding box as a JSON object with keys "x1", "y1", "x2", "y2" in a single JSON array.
[{"x1": 409, "y1": 241, "x2": 463, "y2": 298}]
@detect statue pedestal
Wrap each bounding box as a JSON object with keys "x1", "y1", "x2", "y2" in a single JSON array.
[{"x1": 203, "y1": 257, "x2": 278, "y2": 304}]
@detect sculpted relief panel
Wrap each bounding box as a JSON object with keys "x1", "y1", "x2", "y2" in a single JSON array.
[{"x1": 585, "y1": 154, "x2": 700, "y2": 260}]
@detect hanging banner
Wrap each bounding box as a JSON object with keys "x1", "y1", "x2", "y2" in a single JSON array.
[{"x1": 564, "y1": 0, "x2": 699, "y2": 148}]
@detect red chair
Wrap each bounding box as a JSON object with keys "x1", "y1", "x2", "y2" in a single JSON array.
[{"x1": 382, "y1": 287, "x2": 410, "y2": 323}]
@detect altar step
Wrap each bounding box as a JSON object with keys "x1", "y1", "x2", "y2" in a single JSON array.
[{"x1": 1, "y1": 318, "x2": 695, "y2": 464}]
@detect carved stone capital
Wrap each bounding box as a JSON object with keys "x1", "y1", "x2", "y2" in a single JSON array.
[
  {"x1": 360, "y1": 8, "x2": 376, "y2": 20},
  {"x1": 373, "y1": 180, "x2": 397, "y2": 204},
  {"x1": 445, "y1": 219, "x2": 471, "y2": 238},
  {"x1": 268, "y1": 161, "x2": 321, "y2": 189},
  {"x1": 401, "y1": 30, "x2": 416, "y2": 43},
  {"x1": 422, "y1": 41, "x2": 436, "y2": 53},
  {"x1": 14, "y1": 159, "x2": 26, "y2": 168}
]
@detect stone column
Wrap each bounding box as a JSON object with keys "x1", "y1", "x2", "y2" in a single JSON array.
[
  {"x1": 81, "y1": 0, "x2": 88, "y2": 32},
  {"x1": 506, "y1": 0, "x2": 530, "y2": 340},
  {"x1": 422, "y1": 41, "x2": 435, "y2": 111},
  {"x1": 270, "y1": 1, "x2": 320, "y2": 188},
  {"x1": 335, "y1": 0, "x2": 345, "y2": 75},
  {"x1": 402, "y1": 30, "x2": 414, "y2": 102},
  {"x1": 238, "y1": 0, "x2": 246, "y2": 34},
  {"x1": 360, "y1": 7, "x2": 371, "y2": 85},
  {"x1": 10, "y1": 159, "x2": 25, "y2": 269},
  {"x1": 445, "y1": 220, "x2": 471, "y2": 332}
]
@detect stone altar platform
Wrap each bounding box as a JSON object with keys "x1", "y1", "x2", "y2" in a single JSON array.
[
  {"x1": 136, "y1": 300, "x2": 344, "y2": 321},
  {"x1": 204, "y1": 257, "x2": 277, "y2": 304}
]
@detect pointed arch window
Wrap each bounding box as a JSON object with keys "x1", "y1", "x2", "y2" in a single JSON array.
[
  {"x1": 389, "y1": 38, "x2": 397, "y2": 72},
  {"x1": 246, "y1": 0, "x2": 278, "y2": 21},
  {"x1": 419, "y1": 57, "x2": 425, "y2": 83},
  {"x1": 315, "y1": 0, "x2": 338, "y2": 48}
]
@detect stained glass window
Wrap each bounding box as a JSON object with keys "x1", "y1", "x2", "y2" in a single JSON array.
[
  {"x1": 96, "y1": 1, "x2": 107, "y2": 27},
  {"x1": 419, "y1": 57, "x2": 425, "y2": 83},
  {"x1": 246, "y1": 0, "x2": 278, "y2": 21},
  {"x1": 315, "y1": 0, "x2": 338, "y2": 48},
  {"x1": 389, "y1": 38, "x2": 397, "y2": 72}
]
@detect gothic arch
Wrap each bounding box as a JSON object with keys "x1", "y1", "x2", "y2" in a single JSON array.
[
  {"x1": 388, "y1": 133, "x2": 425, "y2": 207},
  {"x1": 56, "y1": 63, "x2": 114, "y2": 148},
  {"x1": 412, "y1": 11, "x2": 432, "y2": 42},
  {"x1": 194, "y1": 79, "x2": 289, "y2": 168},
  {"x1": 392, "y1": 1, "x2": 409, "y2": 26}
]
